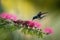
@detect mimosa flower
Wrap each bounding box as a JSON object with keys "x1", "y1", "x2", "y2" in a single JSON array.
[
  {"x1": 13, "y1": 20, "x2": 23, "y2": 24},
  {"x1": 43, "y1": 27, "x2": 53, "y2": 34},
  {"x1": 33, "y1": 21, "x2": 42, "y2": 29},
  {"x1": 0, "y1": 12, "x2": 17, "y2": 21},
  {"x1": 24, "y1": 20, "x2": 42, "y2": 28},
  {"x1": 25, "y1": 20, "x2": 35, "y2": 28}
]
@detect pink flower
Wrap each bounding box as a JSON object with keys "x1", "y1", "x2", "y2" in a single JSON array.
[
  {"x1": 0, "y1": 12, "x2": 17, "y2": 21},
  {"x1": 24, "y1": 20, "x2": 42, "y2": 28},
  {"x1": 26, "y1": 20, "x2": 35, "y2": 28},
  {"x1": 43, "y1": 27, "x2": 53, "y2": 34},
  {"x1": 28, "y1": 22, "x2": 34, "y2": 28},
  {"x1": 33, "y1": 21, "x2": 42, "y2": 29},
  {"x1": 13, "y1": 20, "x2": 23, "y2": 24}
]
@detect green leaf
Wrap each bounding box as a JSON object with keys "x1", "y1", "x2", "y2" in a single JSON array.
[
  {"x1": 38, "y1": 31, "x2": 43, "y2": 38},
  {"x1": 28, "y1": 28, "x2": 33, "y2": 35}
]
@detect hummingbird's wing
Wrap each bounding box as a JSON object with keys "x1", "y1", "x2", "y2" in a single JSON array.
[{"x1": 37, "y1": 12, "x2": 42, "y2": 17}]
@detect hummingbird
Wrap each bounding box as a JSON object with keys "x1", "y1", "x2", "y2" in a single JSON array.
[{"x1": 32, "y1": 12, "x2": 48, "y2": 20}]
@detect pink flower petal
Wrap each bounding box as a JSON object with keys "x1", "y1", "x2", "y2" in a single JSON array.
[
  {"x1": 0, "y1": 12, "x2": 17, "y2": 21},
  {"x1": 25, "y1": 20, "x2": 42, "y2": 29},
  {"x1": 33, "y1": 21, "x2": 42, "y2": 29},
  {"x1": 43, "y1": 27, "x2": 53, "y2": 34}
]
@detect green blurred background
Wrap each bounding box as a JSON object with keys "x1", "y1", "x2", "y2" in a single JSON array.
[{"x1": 0, "y1": 0, "x2": 60, "y2": 40}]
